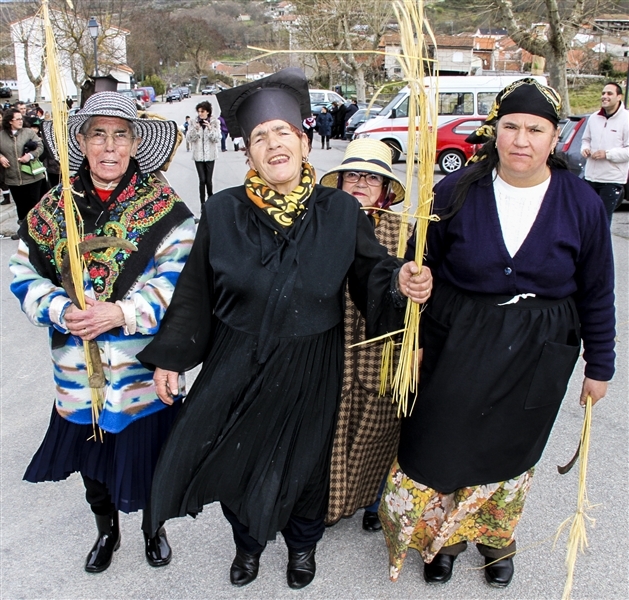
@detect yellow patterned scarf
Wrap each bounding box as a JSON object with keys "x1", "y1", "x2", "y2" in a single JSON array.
[{"x1": 245, "y1": 162, "x2": 316, "y2": 227}]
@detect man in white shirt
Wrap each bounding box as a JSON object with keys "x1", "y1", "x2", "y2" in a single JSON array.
[{"x1": 581, "y1": 82, "x2": 629, "y2": 222}]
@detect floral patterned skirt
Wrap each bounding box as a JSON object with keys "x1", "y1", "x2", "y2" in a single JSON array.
[{"x1": 378, "y1": 459, "x2": 534, "y2": 581}]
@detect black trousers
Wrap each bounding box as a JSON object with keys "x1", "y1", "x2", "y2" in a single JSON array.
[
  {"x1": 221, "y1": 503, "x2": 324, "y2": 554},
  {"x1": 8, "y1": 179, "x2": 43, "y2": 221},
  {"x1": 195, "y1": 160, "x2": 215, "y2": 205},
  {"x1": 320, "y1": 135, "x2": 330, "y2": 149},
  {"x1": 585, "y1": 179, "x2": 623, "y2": 223}
]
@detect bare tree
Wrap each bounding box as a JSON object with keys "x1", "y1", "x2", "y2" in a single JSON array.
[
  {"x1": 49, "y1": 0, "x2": 129, "y2": 92},
  {"x1": 2, "y1": 1, "x2": 46, "y2": 100},
  {"x1": 1, "y1": 0, "x2": 131, "y2": 100},
  {"x1": 294, "y1": 0, "x2": 395, "y2": 101},
  {"x1": 125, "y1": 9, "x2": 182, "y2": 81},
  {"x1": 486, "y1": 0, "x2": 601, "y2": 115},
  {"x1": 171, "y1": 17, "x2": 226, "y2": 92}
]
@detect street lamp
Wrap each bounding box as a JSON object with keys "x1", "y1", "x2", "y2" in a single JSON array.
[{"x1": 88, "y1": 16, "x2": 99, "y2": 76}]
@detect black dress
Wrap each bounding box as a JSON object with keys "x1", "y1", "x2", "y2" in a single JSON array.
[{"x1": 138, "y1": 184, "x2": 403, "y2": 544}]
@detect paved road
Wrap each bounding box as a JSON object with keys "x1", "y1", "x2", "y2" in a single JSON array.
[{"x1": 0, "y1": 96, "x2": 627, "y2": 599}]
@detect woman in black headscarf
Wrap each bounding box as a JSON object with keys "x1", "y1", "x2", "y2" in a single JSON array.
[
  {"x1": 138, "y1": 68, "x2": 432, "y2": 590},
  {"x1": 379, "y1": 79, "x2": 615, "y2": 589}
]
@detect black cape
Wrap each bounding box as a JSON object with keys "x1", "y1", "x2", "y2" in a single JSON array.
[{"x1": 138, "y1": 184, "x2": 403, "y2": 543}]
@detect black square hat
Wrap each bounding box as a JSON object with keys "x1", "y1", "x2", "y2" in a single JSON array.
[{"x1": 217, "y1": 67, "x2": 311, "y2": 142}]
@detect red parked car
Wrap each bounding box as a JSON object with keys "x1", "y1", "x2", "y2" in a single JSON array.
[{"x1": 435, "y1": 117, "x2": 485, "y2": 174}]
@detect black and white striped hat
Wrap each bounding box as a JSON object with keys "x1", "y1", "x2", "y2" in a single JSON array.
[{"x1": 42, "y1": 91, "x2": 179, "y2": 173}]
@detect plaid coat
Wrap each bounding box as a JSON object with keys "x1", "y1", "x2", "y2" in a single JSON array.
[{"x1": 327, "y1": 211, "x2": 408, "y2": 524}]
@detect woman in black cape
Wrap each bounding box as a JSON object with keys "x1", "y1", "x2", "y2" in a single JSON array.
[{"x1": 137, "y1": 68, "x2": 432, "y2": 590}]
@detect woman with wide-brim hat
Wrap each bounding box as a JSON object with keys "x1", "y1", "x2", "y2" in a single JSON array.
[
  {"x1": 379, "y1": 79, "x2": 615, "y2": 588},
  {"x1": 320, "y1": 139, "x2": 410, "y2": 532},
  {"x1": 137, "y1": 68, "x2": 433, "y2": 590},
  {"x1": 9, "y1": 92, "x2": 194, "y2": 573}
]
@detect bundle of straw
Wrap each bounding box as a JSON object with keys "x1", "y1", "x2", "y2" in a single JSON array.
[
  {"x1": 389, "y1": 0, "x2": 438, "y2": 416},
  {"x1": 555, "y1": 395, "x2": 595, "y2": 600},
  {"x1": 42, "y1": 0, "x2": 104, "y2": 438}
]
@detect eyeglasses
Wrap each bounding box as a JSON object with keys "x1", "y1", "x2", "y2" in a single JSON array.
[
  {"x1": 84, "y1": 131, "x2": 136, "y2": 146},
  {"x1": 342, "y1": 171, "x2": 384, "y2": 186},
  {"x1": 11, "y1": 116, "x2": 23, "y2": 122}
]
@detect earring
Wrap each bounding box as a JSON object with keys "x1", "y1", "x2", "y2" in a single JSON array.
[
  {"x1": 302, "y1": 155, "x2": 309, "y2": 163},
  {"x1": 551, "y1": 146, "x2": 555, "y2": 155}
]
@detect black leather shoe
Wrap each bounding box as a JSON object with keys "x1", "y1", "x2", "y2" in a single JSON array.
[
  {"x1": 362, "y1": 510, "x2": 382, "y2": 532},
  {"x1": 484, "y1": 556, "x2": 514, "y2": 587},
  {"x1": 85, "y1": 512, "x2": 121, "y2": 573},
  {"x1": 144, "y1": 526, "x2": 172, "y2": 567},
  {"x1": 287, "y1": 546, "x2": 316, "y2": 589},
  {"x1": 423, "y1": 553, "x2": 456, "y2": 583},
  {"x1": 230, "y1": 548, "x2": 262, "y2": 587}
]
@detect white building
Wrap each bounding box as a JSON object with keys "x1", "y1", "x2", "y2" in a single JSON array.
[{"x1": 10, "y1": 12, "x2": 131, "y2": 102}]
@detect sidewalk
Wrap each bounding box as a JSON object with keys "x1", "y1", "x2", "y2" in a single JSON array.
[{"x1": 0, "y1": 199, "x2": 17, "y2": 234}]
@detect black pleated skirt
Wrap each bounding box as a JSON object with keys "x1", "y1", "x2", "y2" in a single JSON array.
[
  {"x1": 398, "y1": 281, "x2": 581, "y2": 493},
  {"x1": 24, "y1": 402, "x2": 181, "y2": 514},
  {"x1": 148, "y1": 319, "x2": 343, "y2": 545}
]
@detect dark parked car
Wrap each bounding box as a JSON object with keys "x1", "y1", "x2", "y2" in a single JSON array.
[
  {"x1": 178, "y1": 86, "x2": 191, "y2": 99},
  {"x1": 117, "y1": 89, "x2": 145, "y2": 111},
  {"x1": 166, "y1": 89, "x2": 182, "y2": 102},
  {"x1": 555, "y1": 115, "x2": 588, "y2": 177},
  {"x1": 345, "y1": 107, "x2": 382, "y2": 140},
  {"x1": 0, "y1": 86, "x2": 12, "y2": 99}
]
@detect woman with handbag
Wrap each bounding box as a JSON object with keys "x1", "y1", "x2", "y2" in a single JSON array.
[{"x1": 0, "y1": 107, "x2": 45, "y2": 231}]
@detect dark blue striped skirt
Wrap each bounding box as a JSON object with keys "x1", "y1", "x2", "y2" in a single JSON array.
[{"x1": 24, "y1": 402, "x2": 181, "y2": 514}]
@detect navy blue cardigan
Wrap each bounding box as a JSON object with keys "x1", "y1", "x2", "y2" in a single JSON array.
[{"x1": 407, "y1": 167, "x2": 615, "y2": 381}]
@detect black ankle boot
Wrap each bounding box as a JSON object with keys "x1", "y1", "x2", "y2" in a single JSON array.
[
  {"x1": 85, "y1": 511, "x2": 121, "y2": 573},
  {"x1": 484, "y1": 556, "x2": 514, "y2": 587},
  {"x1": 287, "y1": 545, "x2": 316, "y2": 589},
  {"x1": 230, "y1": 547, "x2": 262, "y2": 587},
  {"x1": 423, "y1": 552, "x2": 456, "y2": 583},
  {"x1": 144, "y1": 526, "x2": 172, "y2": 567}
]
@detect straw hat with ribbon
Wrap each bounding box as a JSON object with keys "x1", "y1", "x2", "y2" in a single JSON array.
[
  {"x1": 42, "y1": 91, "x2": 179, "y2": 173},
  {"x1": 320, "y1": 138, "x2": 405, "y2": 205}
]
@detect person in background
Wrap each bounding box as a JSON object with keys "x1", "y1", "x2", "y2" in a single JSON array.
[
  {"x1": 0, "y1": 107, "x2": 45, "y2": 239},
  {"x1": 10, "y1": 92, "x2": 194, "y2": 574},
  {"x1": 320, "y1": 139, "x2": 411, "y2": 533},
  {"x1": 137, "y1": 68, "x2": 432, "y2": 591},
  {"x1": 334, "y1": 101, "x2": 347, "y2": 139},
  {"x1": 303, "y1": 113, "x2": 316, "y2": 151},
  {"x1": 316, "y1": 106, "x2": 333, "y2": 150},
  {"x1": 580, "y1": 81, "x2": 629, "y2": 223},
  {"x1": 379, "y1": 79, "x2": 615, "y2": 589},
  {"x1": 15, "y1": 101, "x2": 27, "y2": 115},
  {"x1": 328, "y1": 101, "x2": 339, "y2": 139},
  {"x1": 219, "y1": 114, "x2": 229, "y2": 152},
  {"x1": 183, "y1": 116, "x2": 191, "y2": 152},
  {"x1": 345, "y1": 98, "x2": 359, "y2": 122},
  {"x1": 187, "y1": 100, "x2": 221, "y2": 208}
]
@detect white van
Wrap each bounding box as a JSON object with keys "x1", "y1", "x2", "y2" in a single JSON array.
[{"x1": 354, "y1": 75, "x2": 547, "y2": 162}]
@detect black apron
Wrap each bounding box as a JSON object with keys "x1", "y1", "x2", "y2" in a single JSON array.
[{"x1": 398, "y1": 281, "x2": 581, "y2": 493}]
